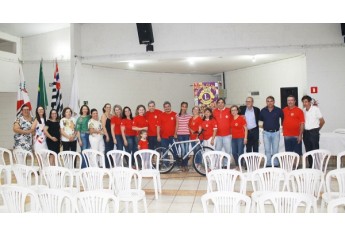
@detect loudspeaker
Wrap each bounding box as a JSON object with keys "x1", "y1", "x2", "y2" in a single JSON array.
[
  {"x1": 341, "y1": 23, "x2": 345, "y2": 36},
  {"x1": 136, "y1": 23, "x2": 154, "y2": 44}
]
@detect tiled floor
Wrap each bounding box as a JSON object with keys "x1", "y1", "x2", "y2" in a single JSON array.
[{"x1": 139, "y1": 169, "x2": 207, "y2": 213}]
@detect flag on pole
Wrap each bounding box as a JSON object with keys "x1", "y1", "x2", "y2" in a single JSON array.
[
  {"x1": 51, "y1": 61, "x2": 63, "y2": 117},
  {"x1": 69, "y1": 59, "x2": 80, "y2": 116},
  {"x1": 37, "y1": 60, "x2": 48, "y2": 109},
  {"x1": 17, "y1": 64, "x2": 32, "y2": 116}
]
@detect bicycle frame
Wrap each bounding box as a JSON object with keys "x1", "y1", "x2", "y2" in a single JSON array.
[{"x1": 164, "y1": 138, "x2": 202, "y2": 161}]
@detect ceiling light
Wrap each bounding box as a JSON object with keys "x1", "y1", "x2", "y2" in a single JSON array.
[
  {"x1": 252, "y1": 55, "x2": 256, "y2": 63},
  {"x1": 128, "y1": 62, "x2": 134, "y2": 68}
]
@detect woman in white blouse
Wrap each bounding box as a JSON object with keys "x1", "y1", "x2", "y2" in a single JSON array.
[{"x1": 88, "y1": 108, "x2": 105, "y2": 153}]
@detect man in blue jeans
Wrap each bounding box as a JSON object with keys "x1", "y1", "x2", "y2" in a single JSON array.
[
  {"x1": 282, "y1": 95, "x2": 304, "y2": 156},
  {"x1": 260, "y1": 96, "x2": 284, "y2": 167}
]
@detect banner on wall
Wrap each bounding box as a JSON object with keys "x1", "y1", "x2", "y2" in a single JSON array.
[{"x1": 193, "y1": 82, "x2": 219, "y2": 106}]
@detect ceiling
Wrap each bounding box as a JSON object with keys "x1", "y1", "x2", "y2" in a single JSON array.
[
  {"x1": 90, "y1": 53, "x2": 304, "y2": 75},
  {"x1": 0, "y1": 23, "x2": 70, "y2": 37},
  {"x1": 0, "y1": 23, "x2": 304, "y2": 74}
]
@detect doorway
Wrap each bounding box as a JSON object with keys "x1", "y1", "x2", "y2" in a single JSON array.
[{"x1": 280, "y1": 87, "x2": 298, "y2": 109}]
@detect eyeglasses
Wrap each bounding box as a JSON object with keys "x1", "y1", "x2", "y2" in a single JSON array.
[
  {"x1": 245, "y1": 101, "x2": 252, "y2": 103},
  {"x1": 22, "y1": 109, "x2": 30, "y2": 111}
]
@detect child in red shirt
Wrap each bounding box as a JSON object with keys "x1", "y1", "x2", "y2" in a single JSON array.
[{"x1": 138, "y1": 130, "x2": 150, "y2": 169}]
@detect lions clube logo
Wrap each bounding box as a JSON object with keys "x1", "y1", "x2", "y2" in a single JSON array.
[{"x1": 198, "y1": 87, "x2": 215, "y2": 105}]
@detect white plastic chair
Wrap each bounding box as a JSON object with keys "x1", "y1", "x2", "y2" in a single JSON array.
[
  {"x1": 58, "y1": 151, "x2": 82, "y2": 190},
  {"x1": 107, "y1": 150, "x2": 132, "y2": 168},
  {"x1": 0, "y1": 184, "x2": 39, "y2": 213},
  {"x1": 201, "y1": 191, "x2": 251, "y2": 213},
  {"x1": 12, "y1": 164, "x2": 39, "y2": 187},
  {"x1": 202, "y1": 151, "x2": 231, "y2": 175},
  {"x1": 302, "y1": 149, "x2": 332, "y2": 174},
  {"x1": 207, "y1": 169, "x2": 246, "y2": 193},
  {"x1": 79, "y1": 167, "x2": 113, "y2": 192},
  {"x1": 288, "y1": 169, "x2": 324, "y2": 212},
  {"x1": 251, "y1": 168, "x2": 288, "y2": 212},
  {"x1": 35, "y1": 149, "x2": 58, "y2": 170},
  {"x1": 337, "y1": 151, "x2": 345, "y2": 169},
  {"x1": 0, "y1": 165, "x2": 12, "y2": 185},
  {"x1": 82, "y1": 149, "x2": 108, "y2": 168},
  {"x1": 41, "y1": 166, "x2": 77, "y2": 194},
  {"x1": 202, "y1": 151, "x2": 232, "y2": 192},
  {"x1": 239, "y1": 152, "x2": 267, "y2": 178},
  {"x1": 75, "y1": 191, "x2": 119, "y2": 213},
  {"x1": 257, "y1": 191, "x2": 314, "y2": 213},
  {"x1": 0, "y1": 147, "x2": 13, "y2": 165},
  {"x1": 12, "y1": 149, "x2": 37, "y2": 167},
  {"x1": 37, "y1": 188, "x2": 75, "y2": 213},
  {"x1": 271, "y1": 152, "x2": 300, "y2": 172},
  {"x1": 321, "y1": 168, "x2": 345, "y2": 212},
  {"x1": 134, "y1": 150, "x2": 161, "y2": 199},
  {"x1": 111, "y1": 167, "x2": 148, "y2": 213},
  {"x1": 238, "y1": 152, "x2": 267, "y2": 193},
  {"x1": 327, "y1": 197, "x2": 345, "y2": 213}
]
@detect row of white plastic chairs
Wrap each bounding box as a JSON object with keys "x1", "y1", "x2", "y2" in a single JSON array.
[
  {"x1": 0, "y1": 186, "x2": 120, "y2": 213},
  {"x1": 205, "y1": 167, "x2": 345, "y2": 212},
  {"x1": 201, "y1": 190, "x2": 345, "y2": 213},
  {"x1": 0, "y1": 147, "x2": 160, "y2": 170},
  {"x1": 0, "y1": 148, "x2": 162, "y2": 199},
  {"x1": 203, "y1": 149, "x2": 344, "y2": 176},
  {"x1": 0, "y1": 166, "x2": 148, "y2": 213}
]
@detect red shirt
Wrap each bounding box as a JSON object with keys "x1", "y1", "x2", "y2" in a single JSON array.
[
  {"x1": 189, "y1": 116, "x2": 203, "y2": 140},
  {"x1": 213, "y1": 108, "x2": 233, "y2": 136},
  {"x1": 138, "y1": 139, "x2": 149, "y2": 149},
  {"x1": 145, "y1": 109, "x2": 162, "y2": 136},
  {"x1": 231, "y1": 116, "x2": 247, "y2": 139},
  {"x1": 201, "y1": 119, "x2": 218, "y2": 140},
  {"x1": 158, "y1": 111, "x2": 177, "y2": 139},
  {"x1": 133, "y1": 115, "x2": 148, "y2": 135},
  {"x1": 121, "y1": 118, "x2": 137, "y2": 136},
  {"x1": 110, "y1": 116, "x2": 122, "y2": 135},
  {"x1": 282, "y1": 106, "x2": 305, "y2": 136}
]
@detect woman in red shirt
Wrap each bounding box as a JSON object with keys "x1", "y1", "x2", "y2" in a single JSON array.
[
  {"x1": 230, "y1": 105, "x2": 248, "y2": 170},
  {"x1": 121, "y1": 106, "x2": 137, "y2": 167},
  {"x1": 132, "y1": 105, "x2": 149, "y2": 137},
  {"x1": 111, "y1": 104, "x2": 123, "y2": 151},
  {"x1": 189, "y1": 106, "x2": 203, "y2": 165},
  {"x1": 201, "y1": 107, "x2": 217, "y2": 149}
]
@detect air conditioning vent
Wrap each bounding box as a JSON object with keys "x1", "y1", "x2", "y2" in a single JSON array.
[{"x1": 0, "y1": 38, "x2": 16, "y2": 54}]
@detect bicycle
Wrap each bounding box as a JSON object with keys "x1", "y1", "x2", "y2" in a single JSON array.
[{"x1": 155, "y1": 132, "x2": 213, "y2": 176}]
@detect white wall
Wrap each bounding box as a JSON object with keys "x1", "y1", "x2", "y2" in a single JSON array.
[
  {"x1": 0, "y1": 31, "x2": 22, "y2": 92},
  {"x1": 225, "y1": 55, "x2": 307, "y2": 109},
  {"x1": 21, "y1": 28, "x2": 72, "y2": 112},
  {"x1": 305, "y1": 47, "x2": 345, "y2": 132},
  {"x1": 78, "y1": 64, "x2": 216, "y2": 113}
]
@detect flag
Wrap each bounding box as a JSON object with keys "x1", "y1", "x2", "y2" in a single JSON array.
[
  {"x1": 17, "y1": 64, "x2": 32, "y2": 116},
  {"x1": 37, "y1": 60, "x2": 48, "y2": 109},
  {"x1": 51, "y1": 61, "x2": 63, "y2": 117},
  {"x1": 69, "y1": 59, "x2": 80, "y2": 116}
]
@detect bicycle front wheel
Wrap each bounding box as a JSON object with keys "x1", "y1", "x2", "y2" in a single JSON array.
[
  {"x1": 192, "y1": 146, "x2": 214, "y2": 176},
  {"x1": 155, "y1": 147, "x2": 175, "y2": 174}
]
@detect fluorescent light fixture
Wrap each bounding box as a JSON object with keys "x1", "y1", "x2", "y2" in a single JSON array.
[{"x1": 128, "y1": 62, "x2": 135, "y2": 68}]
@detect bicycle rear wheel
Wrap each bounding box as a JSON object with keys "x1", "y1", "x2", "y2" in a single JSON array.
[
  {"x1": 192, "y1": 146, "x2": 214, "y2": 176},
  {"x1": 155, "y1": 147, "x2": 175, "y2": 174}
]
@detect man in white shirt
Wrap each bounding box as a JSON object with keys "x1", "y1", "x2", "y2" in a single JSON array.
[{"x1": 302, "y1": 95, "x2": 325, "y2": 168}]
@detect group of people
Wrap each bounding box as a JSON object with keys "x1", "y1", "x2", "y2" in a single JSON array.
[{"x1": 13, "y1": 94, "x2": 324, "y2": 171}]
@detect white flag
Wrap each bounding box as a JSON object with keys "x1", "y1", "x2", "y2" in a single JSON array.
[{"x1": 69, "y1": 59, "x2": 80, "y2": 116}]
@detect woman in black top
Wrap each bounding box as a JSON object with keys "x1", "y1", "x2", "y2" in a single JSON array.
[
  {"x1": 101, "y1": 103, "x2": 114, "y2": 168},
  {"x1": 44, "y1": 109, "x2": 61, "y2": 159}
]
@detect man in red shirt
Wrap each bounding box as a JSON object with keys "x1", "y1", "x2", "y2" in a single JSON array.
[
  {"x1": 213, "y1": 98, "x2": 233, "y2": 167},
  {"x1": 157, "y1": 101, "x2": 178, "y2": 158},
  {"x1": 145, "y1": 100, "x2": 162, "y2": 150},
  {"x1": 282, "y1": 95, "x2": 305, "y2": 155}
]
